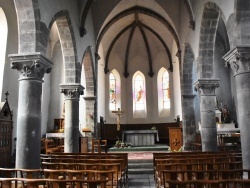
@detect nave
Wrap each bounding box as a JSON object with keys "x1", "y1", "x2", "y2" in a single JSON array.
[{"x1": 0, "y1": 149, "x2": 248, "y2": 188}]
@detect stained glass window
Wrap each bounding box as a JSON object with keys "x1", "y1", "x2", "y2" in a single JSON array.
[
  {"x1": 162, "y1": 70, "x2": 170, "y2": 109},
  {"x1": 109, "y1": 73, "x2": 116, "y2": 111},
  {"x1": 134, "y1": 74, "x2": 145, "y2": 110}
]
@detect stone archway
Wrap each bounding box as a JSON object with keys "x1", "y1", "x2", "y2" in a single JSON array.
[
  {"x1": 198, "y1": 2, "x2": 226, "y2": 78},
  {"x1": 80, "y1": 46, "x2": 96, "y2": 136}
]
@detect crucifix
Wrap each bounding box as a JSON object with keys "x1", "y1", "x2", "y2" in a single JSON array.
[{"x1": 112, "y1": 108, "x2": 124, "y2": 131}]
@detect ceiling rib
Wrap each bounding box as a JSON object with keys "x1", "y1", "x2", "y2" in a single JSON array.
[
  {"x1": 123, "y1": 23, "x2": 136, "y2": 78},
  {"x1": 142, "y1": 23, "x2": 173, "y2": 72},
  {"x1": 96, "y1": 6, "x2": 180, "y2": 54},
  {"x1": 104, "y1": 22, "x2": 134, "y2": 74},
  {"x1": 138, "y1": 22, "x2": 154, "y2": 77}
]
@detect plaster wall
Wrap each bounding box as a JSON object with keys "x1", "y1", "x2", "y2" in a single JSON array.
[
  {"x1": 97, "y1": 44, "x2": 106, "y2": 122},
  {"x1": 47, "y1": 42, "x2": 64, "y2": 131},
  {"x1": 214, "y1": 37, "x2": 236, "y2": 122},
  {"x1": 172, "y1": 42, "x2": 182, "y2": 120}
]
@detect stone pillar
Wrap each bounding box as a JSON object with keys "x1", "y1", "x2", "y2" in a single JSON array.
[
  {"x1": 60, "y1": 84, "x2": 84, "y2": 153},
  {"x1": 8, "y1": 53, "x2": 52, "y2": 169},
  {"x1": 223, "y1": 46, "x2": 250, "y2": 169},
  {"x1": 182, "y1": 94, "x2": 196, "y2": 150},
  {"x1": 194, "y1": 79, "x2": 220, "y2": 151}
]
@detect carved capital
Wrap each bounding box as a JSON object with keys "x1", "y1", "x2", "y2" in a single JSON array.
[
  {"x1": 223, "y1": 46, "x2": 250, "y2": 76},
  {"x1": 9, "y1": 53, "x2": 52, "y2": 81},
  {"x1": 194, "y1": 79, "x2": 220, "y2": 96},
  {"x1": 60, "y1": 84, "x2": 85, "y2": 100}
]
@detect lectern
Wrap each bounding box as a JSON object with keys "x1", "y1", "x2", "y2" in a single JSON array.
[{"x1": 169, "y1": 127, "x2": 182, "y2": 151}]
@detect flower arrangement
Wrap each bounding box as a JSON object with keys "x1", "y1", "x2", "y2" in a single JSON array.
[
  {"x1": 168, "y1": 146, "x2": 183, "y2": 152},
  {"x1": 151, "y1": 126, "x2": 157, "y2": 130},
  {"x1": 114, "y1": 136, "x2": 132, "y2": 148}
]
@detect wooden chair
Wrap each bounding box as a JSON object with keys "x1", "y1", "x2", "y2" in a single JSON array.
[
  {"x1": 92, "y1": 138, "x2": 107, "y2": 153},
  {"x1": 192, "y1": 133, "x2": 202, "y2": 151},
  {"x1": 41, "y1": 138, "x2": 46, "y2": 154},
  {"x1": 222, "y1": 136, "x2": 241, "y2": 151},
  {"x1": 44, "y1": 139, "x2": 62, "y2": 154}
]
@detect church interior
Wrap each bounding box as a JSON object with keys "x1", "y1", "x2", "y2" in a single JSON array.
[{"x1": 0, "y1": 0, "x2": 250, "y2": 187}]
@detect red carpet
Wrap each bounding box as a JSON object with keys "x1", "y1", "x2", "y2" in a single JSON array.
[{"x1": 128, "y1": 151, "x2": 169, "y2": 160}]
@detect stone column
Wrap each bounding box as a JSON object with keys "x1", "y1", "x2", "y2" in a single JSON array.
[
  {"x1": 8, "y1": 53, "x2": 52, "y2": 169},
  {"x1": 60, "y1": 84, "x2": 84, "y2": 153},
  {"x1": 223, "y1": 46, "x2": 250, "y2": 169},
  {"x1": 194, "y1": 79, "x2": 219, "y2": 151},
  {"x1": 182, "y1": 94, "x2": 196, "y2": 150}
]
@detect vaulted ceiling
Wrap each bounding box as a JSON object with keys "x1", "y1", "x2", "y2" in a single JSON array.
[{"x1": 80, "y1": 0, "x2": 194, "y2": 77}]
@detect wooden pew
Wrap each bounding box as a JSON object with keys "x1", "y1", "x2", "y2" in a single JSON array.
[
  {"x1": 42, "y1": 162, "x2": 122, "y2": 187},
  {"x1": 0, "y1": 177, "x2": 109, "y2": 188},
  {"x1": 40, "y1": 152, "x2": 128, "y2": 185},
  {"x1": 43, "y1": 169, "x2": 115, "y2": 188}
]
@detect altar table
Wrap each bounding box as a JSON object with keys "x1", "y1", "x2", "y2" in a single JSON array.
[
  {"x1": 46, "y1": 133, "x2": 64, "y2": 138},
  {"x1": 122, "y1": 130, "x2": 159, "y2": 146}
]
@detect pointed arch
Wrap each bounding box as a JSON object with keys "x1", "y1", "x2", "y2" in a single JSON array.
[{"x1": 133, "y1": 71, "x2": 147, "y2": 118}]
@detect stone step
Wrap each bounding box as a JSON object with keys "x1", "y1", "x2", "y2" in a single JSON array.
[
  {"x1": 128, "y1": 159, "x2": 153, "y2": 163},
  {"x1": 128, "y1": 159, "x2": 154, "y2": 175},
  {"x1": 128, "y1": 168, "x2": 154, "y2": 174},
  {"x1": 128, "y1": 162, "x2": 153, "y2": 169}
]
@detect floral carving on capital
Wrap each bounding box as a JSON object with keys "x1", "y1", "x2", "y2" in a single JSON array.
[
  {"x1": 9, "y1": 53, "x2": 53, "y2": 81},
  {"x1": 223, "y1": 47, "x2": 250, "y2": 76},
  {"x1": 196, "y1": 84, "x2": 218, "y2": 96},
  {"x1": 11, "y1": 60, "x2": 52, "y2": 80},
  {"x1": 60, "y1": 86, "x2": 84, "y2": 100},
  {"x1": 194, "y1": 79, "x2": 219, "y2": 96}
]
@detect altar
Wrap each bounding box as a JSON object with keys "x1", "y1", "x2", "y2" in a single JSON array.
[
  {"x1": 122, "y1": 130, "x2": 159, "y2": 146},
  {"x1": 46, "y1": 133, "x2": 65, "y2": 138}
]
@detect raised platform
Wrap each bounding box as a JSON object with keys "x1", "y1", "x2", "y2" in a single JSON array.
[{"x1": 108, "y1": 144, "x2": 170, "y2": 152}]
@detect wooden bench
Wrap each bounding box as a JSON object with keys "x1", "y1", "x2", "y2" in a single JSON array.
[
  {"x1": 0, "y1": 168, "x2": 119, "y2": 188},
  {"x1": 41, "y1": 152, "x2": 128, "y2": 185},
  {"x1": 0, "y1": 177, "x2": 109, "y2": 188},
  {"x1": 42, "y1": 162, "x2": 122, "y2": 187}
]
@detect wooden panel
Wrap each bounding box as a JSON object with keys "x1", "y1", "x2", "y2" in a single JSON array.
[
  {"x1": 169, "y1": 127, "x2": 182, "y2": 151},
  {"x1": 0, "y1": 121, "x2": 12, "y2": 167},
  {"x1": 80, "y1": 137, "x2": 88, "y2": 153}
]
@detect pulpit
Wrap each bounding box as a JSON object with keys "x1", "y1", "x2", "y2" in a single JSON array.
[{"x1": 169, "y1": 127, "x2": 182, "y2": 151}]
